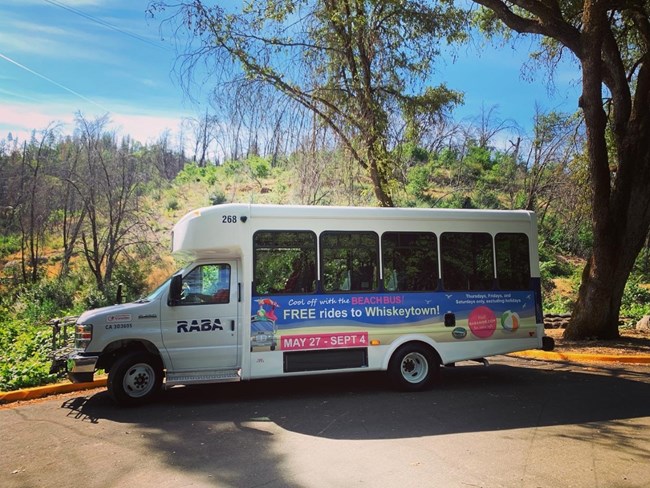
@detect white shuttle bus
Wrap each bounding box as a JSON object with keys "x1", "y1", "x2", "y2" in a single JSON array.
[{"x1": 66, "y1": 204, "x2": 554, "y2": 405}]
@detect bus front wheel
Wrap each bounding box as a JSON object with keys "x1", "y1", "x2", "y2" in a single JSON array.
[
  {"x1": 107, "y1": 352, "x2": 163, "y2": 406},
  {"x1": 389, "y1": 344, "x2": 439, "y2": 391}
]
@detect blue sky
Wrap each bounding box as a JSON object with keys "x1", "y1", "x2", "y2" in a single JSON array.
[
  {"x1": 1, "y1": 0, "x2": 196, "y2": 145},
  {"x1": 0, "y1": 0, "x2": 583, "y2": 149}
]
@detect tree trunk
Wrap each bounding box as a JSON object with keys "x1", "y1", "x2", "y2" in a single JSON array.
[
  {"x1": 563, "y1": 6, "x2": 650, "y2": 339},
  {"x1": 567, "y1": 251, "x2": 625, "y2": 340},
  {"x1": 566, "y1": 182, "x2": 650, "y2": 339},
  {"x1": 566, "y1": 88, "x2": 650, "y2": 339},
  {"x1": 368, "y1": 161, "x2": 394, "y2": 207},
  {"x1": 366, "y1": 142, "x2": 394, "y2": 207}
]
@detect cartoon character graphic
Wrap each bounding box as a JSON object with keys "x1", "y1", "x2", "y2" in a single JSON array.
[
  {"x1": 251, "y1": 298, "x2": 280, "y2": 351},
  {"x1": 255, "y1": 298, "x2": 279, "y2": 322}
]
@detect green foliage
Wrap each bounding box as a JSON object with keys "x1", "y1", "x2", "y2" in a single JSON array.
[
  {"x1": 174, "y1": 162, "x2": 221, "y2": 185},
  {"x1": 620, "y1": 277, "x2": 650, "y2": 323},
  {"x1": 473, "y1": 182, "x2": 501, "y2": 209},
  {"x1": 70, "y1": 263, "x2": 149, "y2": 310},
  {"x1": 0, "y1": 320, "x2": 58, "y2": 391},
  {"x1": 538, "y1": 242, "x2": 574, "y2": 278},
  {"x1": 397, "y1": 143, "x2": 430, "y2": 167},
  {"x1": 406, "y1": 163, "x2": 434, "y2": 200},
  {"x1": 465, "y1": 143, "x2": 495, "y2": 174},
  {"x1": 634, "y1": 245, "x2": 650, "y2": 281},
  {"x1": 0, "y1": 234, "x2": 21, "y2": 258},
  {"x1": 538, "y1": 241, "x2": 582, "y2": 314},
  {"x1": 110, "y1": 263, "x2": 149, "y2": 302},
  {"x1": 437, "y1": 194, "x2": 475, "y2": 209},
  {"x1": 0, "y1": 262, "x2": 150, "y2": 390},
  {"x1": 210, "y1": 190, "x2": 228, "y2": 205},
  {"x1": 167, "y1": 197, "x2": 180, "y2": 212},
  {"x1": 12, "y1": 279, "x2": 77, "y2": 323},
  {"x1": 248, "y1": 156, "x2": 271, "y2": 179},
  {"x1": 540, "y1": 214, "x2": 593, "y2": 258},
  {"x1": 542, "y1": 290, "x2": 575, "y2": 315},
  {"x1": 540, "y1": 266, "x2": 580, "y2": 315}
]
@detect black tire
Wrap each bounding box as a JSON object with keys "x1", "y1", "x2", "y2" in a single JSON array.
[
  {"x1": 107, "y1": 351, "x2": 163, "y2": 406},
  {"x1": 388, "y1": 343, "x2": 439, "y2": 392}
]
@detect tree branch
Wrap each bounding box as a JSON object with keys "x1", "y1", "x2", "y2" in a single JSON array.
[{"x1": 473, "y1": 0, "x2": 583, "y2": 57}]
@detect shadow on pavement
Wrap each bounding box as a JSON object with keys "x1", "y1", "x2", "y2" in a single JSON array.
[{"x1": 59, "y1": 359, "x2": 650, "y2": 486}]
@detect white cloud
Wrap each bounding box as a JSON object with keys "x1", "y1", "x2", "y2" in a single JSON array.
[
  {"x1": 0, "y1": 16, "x2": 122, "y2": 65},
  {"x1": 110, "y1": 112, "x2": 188, "y2": 145},
  {"x1": 0, "y1": 103, "x2": 69, "y2": 136},
  {"x1": 0, "y1": 100, "x2": 191, "y2": 146}
]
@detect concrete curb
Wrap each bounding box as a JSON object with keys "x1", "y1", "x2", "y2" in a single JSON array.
[
  {"x1": 509, "y1": 350, "x2": 650, "y2": 364},
  {"x1": 0, "y1": 377, "x2": 107, "y2": 405}
]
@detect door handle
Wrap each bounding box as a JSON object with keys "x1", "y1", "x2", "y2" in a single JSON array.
[{"x1": 230, "y1": 320, "x2": 235, "y2": 331}]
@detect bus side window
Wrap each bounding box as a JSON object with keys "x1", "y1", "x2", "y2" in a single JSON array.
[
  {"x1": 321, "y1": 231, "x2": 378, "y2": 293},
  {"x1": 385, "y1": 269, "x2": 398, "y2": 291},
  {"x1": 253, "y1": 230, "x2": 317, "y2": 296},
  {"x1": 283, "y1": 257, "x2": 316, "y2": 293},
  {"x1": 440, "y1": 232, "x2": 493, "y2": 291},
  {"x1": 381, "y1": 232, "x2": 437, "y2": 292},
  {"x1": 212, "y1": 265, "x2": 231, "y2": 303},
  {"x1": 495, "y1": 233, "x2": 530, "y2": 290}
]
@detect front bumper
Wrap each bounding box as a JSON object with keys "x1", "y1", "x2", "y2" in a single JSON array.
[{"x1": 66, "y1": 352, "x2": 99, "y2": 383}]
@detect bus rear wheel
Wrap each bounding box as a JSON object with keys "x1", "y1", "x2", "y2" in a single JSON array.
[{"x1": 389, "y1": 344, "x2": 439, "y2": 391}]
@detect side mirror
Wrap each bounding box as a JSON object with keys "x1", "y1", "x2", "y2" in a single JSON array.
[{"x1": 169, "y1": 273, "x2": 183, "y2": 306}]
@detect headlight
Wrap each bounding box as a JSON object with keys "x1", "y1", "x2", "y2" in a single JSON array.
[{"x1": 74, "y1": 324, "x2": 93, "y2": 349}]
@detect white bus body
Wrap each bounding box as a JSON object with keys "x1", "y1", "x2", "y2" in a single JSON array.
[{"x1": 66, "y1": 204, "x2": 553, "y2": 405}]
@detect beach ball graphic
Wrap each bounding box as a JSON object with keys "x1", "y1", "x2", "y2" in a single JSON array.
[{"x1": 500, "y1": 311, "x2": 520, "y2": 331}]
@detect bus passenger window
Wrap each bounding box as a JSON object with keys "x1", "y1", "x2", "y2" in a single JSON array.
[
  {"x1": 253, "y1": 231, "x2": 317, "y2": 295},
  {"x1": 495, "y1": 233, "x2": 531, "y2": 290},
  {"x1": 321, "y1": 232, "x2": 378, "y2": 292},
  {"x1": 441, "y1": 232, "x2": 494, "y2": 291},
  {"x1": 382, "y1": 232, "x2": 438, "y2": 291}
]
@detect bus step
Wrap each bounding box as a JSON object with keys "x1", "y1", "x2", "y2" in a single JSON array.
[{"x1": 165, "y1": 369, "x2": 241, "y2": 387}]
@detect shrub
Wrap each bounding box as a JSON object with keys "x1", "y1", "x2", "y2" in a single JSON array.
[
  {"x1": 0, "y1": 320, "x2": 59, "y2": 391},
  {"x1": 12, "y1": 278, "x2": 77, "y2": 323},
  {"x1": 167, "y1": 197, "x2": 180, "y2": 211},
  {"x1": 620, "y1": 277, "x2": 650, "y2": 323},
  {"x1": 249, "y1": 156, "x2": 271, "y2": 179},
  {"x1": 210, "y1": 190, "x2": 227, "y2": 205},
  {"x1": 0, "y1": 234, "x2": 21, "y2": 258}
]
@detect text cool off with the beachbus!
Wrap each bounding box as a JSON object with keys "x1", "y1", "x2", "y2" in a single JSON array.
[{"x1": 250, "y1": 291, "x2": 536, "y2": 352}]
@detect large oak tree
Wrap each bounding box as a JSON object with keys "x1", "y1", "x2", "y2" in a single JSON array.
[{"x1": 473, "y1": 0, "x2": 650, "y2": 339}]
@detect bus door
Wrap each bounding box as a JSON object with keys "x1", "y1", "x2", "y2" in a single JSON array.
[{"x1": 161, "y1": 262, "x2": 239, "y2": 371}]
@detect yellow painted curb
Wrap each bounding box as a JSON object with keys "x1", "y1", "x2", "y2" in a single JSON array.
[
  {"x1": 0, "y1": 377, "x2": 107, "y2": 404},
  {"x1": 509, "y1": 350, "x2": 650, "y2": 364}
]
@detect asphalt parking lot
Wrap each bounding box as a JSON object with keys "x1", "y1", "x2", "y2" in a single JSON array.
[{"x1": 2, "y1": 355, "x2": 650, "y2": 488}]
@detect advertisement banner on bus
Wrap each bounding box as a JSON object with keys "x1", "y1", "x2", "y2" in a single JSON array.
[{"x1": 250, "y1": 291, "x2": 536, "y2": 352}]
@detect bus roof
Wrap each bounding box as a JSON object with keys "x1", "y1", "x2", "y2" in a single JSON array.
[
  {"x1": 184, "y1": 203, "x2": 533, "y2": 221},
  {"x1": 172, "y1": 203, "x2": 536, "y2": 258}
]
